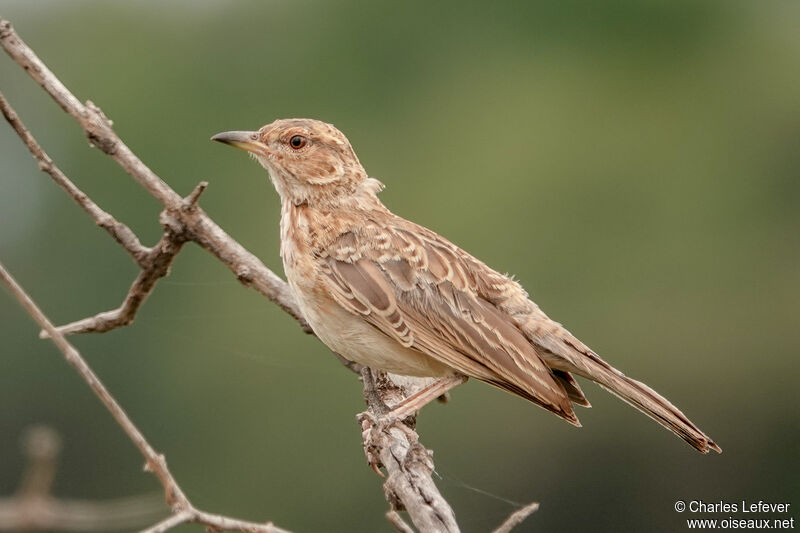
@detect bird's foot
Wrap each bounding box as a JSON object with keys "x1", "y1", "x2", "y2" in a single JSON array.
[{"x1": 357, "y1": 410, "x2": 385, "y2": 476}]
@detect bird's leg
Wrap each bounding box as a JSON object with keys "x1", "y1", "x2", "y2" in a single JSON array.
[
  {"x1": 385, "y1": 374, "x2": 468, "y2": 421},
  {"x1": 358, "y1": 372, "x2": 468, "y2": 474}
]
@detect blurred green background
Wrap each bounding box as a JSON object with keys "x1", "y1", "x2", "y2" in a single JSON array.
[{"x1": 1, "y1": 1, "x2": 798, "y2": 531}]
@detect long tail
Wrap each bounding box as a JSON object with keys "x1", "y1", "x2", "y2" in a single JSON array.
[{"x1": 573, "y1": 353, "x2": 721, "y2": 453}]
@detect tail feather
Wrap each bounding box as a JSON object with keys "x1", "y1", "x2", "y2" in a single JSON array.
[
  {"x1": 578, "y1": 356, "x2": 721, "y2": 454},
  {"x1": 553, "y1": 369, "x2": 591, "y2": 408},
  {"x1": 486, "y1": 378, "x2": 583, "y2": 427}
]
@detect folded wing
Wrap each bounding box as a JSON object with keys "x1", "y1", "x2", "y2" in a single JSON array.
[{"x1": 322, "y1": 223, "x2": 580, "y2": 424}]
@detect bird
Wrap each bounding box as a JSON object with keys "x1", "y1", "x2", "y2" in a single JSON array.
[{"x1": 211, "y1": 118, "x2": 721, "y2": 454}]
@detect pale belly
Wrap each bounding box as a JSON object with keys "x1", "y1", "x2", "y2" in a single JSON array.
[{"x1": 287, "y1": 276, "x2": 452, "y2": 378}]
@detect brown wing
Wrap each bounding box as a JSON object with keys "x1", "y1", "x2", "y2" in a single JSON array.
[{"x1": 321, "y1": 220, "x2": 579, "y2": 425}]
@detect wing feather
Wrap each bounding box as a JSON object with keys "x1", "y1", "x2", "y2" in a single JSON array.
[{"x1": 322, "y1": 226, "x2": 579, "y2": 424}]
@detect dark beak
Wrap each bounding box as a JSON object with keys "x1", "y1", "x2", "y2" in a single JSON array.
[{"x1": 211, "y1": 130, "x2": 265, "y2": 154}]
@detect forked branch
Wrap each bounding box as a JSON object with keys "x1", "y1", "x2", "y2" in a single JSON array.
[
  {"x1": 0, "y1": 90, "x2": 150, "y2": 266},
  {"x1": 0, "y1": 262, "x2": 291, "y2": 533}
]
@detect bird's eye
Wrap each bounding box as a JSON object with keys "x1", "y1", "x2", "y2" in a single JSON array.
[{"x1": 289, "y1": 135, "x2": 307, "y2": 149}]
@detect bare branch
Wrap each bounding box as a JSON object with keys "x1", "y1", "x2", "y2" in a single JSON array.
[
  {"x1": 0, "y1": 425, "x2": 167, "y2": 531},
  {"x1": 0, "y1": 262, "x2": 187, "y2": 506},
  {"x1": 0, "y1": 262, "x2": 292, "y2": 533},
  {"x1": 191, "y1": 510, "x2": 288, "y2": 533},
  {"x1": 360, "y1": 369, "x2": 460, "y2": 533},
  {"x1": 0, "y1": 20, "x2": 179, "y2": 206},
  {"x1": 492, "y1": 501, "x2": 540, "y2": 533},
  {"x1": 139, "y1": 512, "x2": 191, "y2": 533},
  {"x1": 40, "y1": 229, "x2": 185, "y2": 337},
  {"x1": 0, "y1": 89, "x2": 187, "y2": 338},
  {"x1": 16, "y1": 426, "x2": 61, "y2": 499},
  {"x1": 0, "y1": 18, "x2": 307, "y2": 330},
  {"x1": 0, "y1": 91, "x2": 151, "y2": 267},
  {"x1": 386, "y1": 510, "x2": 415, "y2": 533},
  {"x1": 183, "y1": 181, "x2": 208, "y2": 208},
  {"x1": 0, "y1": 495, "x2": 167, "y2": 532}
]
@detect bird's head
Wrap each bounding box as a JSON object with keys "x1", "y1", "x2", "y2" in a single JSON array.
[{"x1": 212, "y1": 118, "x2": 374, "y2": 206}]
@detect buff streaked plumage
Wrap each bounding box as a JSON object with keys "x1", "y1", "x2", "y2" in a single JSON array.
[{"x1": 212, "y1": 118, "x2": 721, "y2": 454}]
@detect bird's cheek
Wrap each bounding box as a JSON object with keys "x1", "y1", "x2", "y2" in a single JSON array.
[{"x1": 254, "y1": 154, "x2": 276, "y2": 172}]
